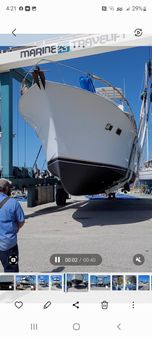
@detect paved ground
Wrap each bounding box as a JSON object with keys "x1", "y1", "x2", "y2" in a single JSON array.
[
  {"x1": 1, "y1": 193, "x2": 152, "y2": 273},
  {"x1": 51, "y1": 285, "x2": 62, "y2": 291},
  {"x1": 38, "y1": 285, "x2": 49, "y2": 291},
  {"x1": 67, "y1": 285, "x2": 88, "y2": 292},
  {"x1": 90, "y1": 285, "x2": 110, "y2": 291},
  {"x1": 138, "y1": 283, "x2": 150, "y2": 291}
]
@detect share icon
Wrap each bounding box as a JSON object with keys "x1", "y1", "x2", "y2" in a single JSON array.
[{"x1": 73, "y1": 301, "x2": 79, "y2": 309}]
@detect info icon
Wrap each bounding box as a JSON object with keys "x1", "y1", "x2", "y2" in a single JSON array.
[
  {"x1": 19, "y1": 6, "x2": 24, "y2": 11},
  {"x1": 9, "y1": 255, "x2": 18, "y2": 265}
]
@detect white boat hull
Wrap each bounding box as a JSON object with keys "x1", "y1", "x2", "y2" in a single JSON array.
[{"x1": 19, "y1": 81, "x2": 137, "y2": 195}]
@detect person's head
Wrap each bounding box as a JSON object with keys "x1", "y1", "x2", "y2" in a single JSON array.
[
  {"x1": 35, "y1": 65, "x2": 40, "y2": 71},
  {"x1": 0, "y1": 179, "x2": 13, "y2": 196}
]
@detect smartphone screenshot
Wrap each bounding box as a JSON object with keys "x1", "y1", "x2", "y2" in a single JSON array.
[{"x1": 0, "y1": 1, "x2": 152, "y2": 336}]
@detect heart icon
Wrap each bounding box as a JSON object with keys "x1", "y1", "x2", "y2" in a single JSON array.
[{"x1": 14, "y1": 301, "x2": 23, "y2": 309}]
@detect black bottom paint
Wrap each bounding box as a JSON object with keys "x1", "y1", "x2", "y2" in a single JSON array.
[{"x1": 48, "y1": 158, "x2": 131, "y2": 195}]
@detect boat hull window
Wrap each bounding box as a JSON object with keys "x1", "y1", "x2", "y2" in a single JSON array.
[
  {"x1": 116, "y1": 128, "x2": 122, "y2": 135},
  {"x1": 105, "y1": 123, "x2": 113, "y2": 131}
]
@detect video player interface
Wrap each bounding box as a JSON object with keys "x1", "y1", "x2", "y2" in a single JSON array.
[{"x1": 0, "y1": 1, "x2": 152, "y2": 336}]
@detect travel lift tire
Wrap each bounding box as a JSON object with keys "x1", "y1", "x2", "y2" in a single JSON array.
[{"x1": 56, "y1": 181, "x2": 69, "y2": 206}]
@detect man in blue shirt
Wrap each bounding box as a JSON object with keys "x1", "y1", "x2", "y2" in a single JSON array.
[{"x1": 0, "y1": 179, "x2": 25, "y2": 272}]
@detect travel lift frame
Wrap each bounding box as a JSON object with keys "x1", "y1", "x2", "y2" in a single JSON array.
[
  {"x1": 106, "y1": 61, "x2": 152, "y2": 198},
  {"x1": 0, "y1": 35, "x2": 151, "y2": 204}
]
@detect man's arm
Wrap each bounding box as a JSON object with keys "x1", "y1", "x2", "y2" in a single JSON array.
[
  {"x1": 17, "y1": 220, "x2": 25, "y2": 231},
  {"x1": 15, "y1": 202, "x2": 25, "y2": 231}
]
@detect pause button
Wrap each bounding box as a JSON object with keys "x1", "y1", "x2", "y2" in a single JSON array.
[{"x1": 30, "y1": 323, "x2": 38, "y2": 331}]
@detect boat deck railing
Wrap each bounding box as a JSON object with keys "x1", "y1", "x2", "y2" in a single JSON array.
[{"x1": 23, "y1": 59, "x2": 134, "y2": 117}]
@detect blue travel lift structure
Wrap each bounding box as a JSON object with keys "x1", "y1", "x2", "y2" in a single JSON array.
[
  {"x1": 0, "y1": 69, "x2": 31, "y2": 179},
  {"x1": 0, "y1": 68, "x2": 68, "y2": 207}
]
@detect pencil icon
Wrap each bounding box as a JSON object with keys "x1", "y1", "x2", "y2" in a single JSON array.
[{"x1": 43, "y1": 301, "x2": 51, "y2": 309}]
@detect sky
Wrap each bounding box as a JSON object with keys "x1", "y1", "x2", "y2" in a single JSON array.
[
  {"x1": 16, "y1": 275, "x2": 36, "y2": 283},
  {"x1": 38, "y1": 275, "x2": 49, "y2": 283},
  {"x1": 67, "y1": 273, "x2": 88, "y2": 282},
  {"x1": 50, "y1": 275, "x2": 62, "y2": 283},
  {"x1": 11, "y1": 46, "x2": 152, "y2": 170},
  {"x1": 90, "y1": 275, "x2": 110, "y2": 284},
  {"x1": 138, "y1": 275, "x2": 150, "y2": 283}
]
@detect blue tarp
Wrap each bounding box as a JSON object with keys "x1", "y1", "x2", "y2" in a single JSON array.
[{"x1": 79, "y1": 75, "x2": 96, "y2": 93}]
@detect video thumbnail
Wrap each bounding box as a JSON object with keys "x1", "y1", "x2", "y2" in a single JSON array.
[
  {"x1": 66, "y1": 274, "x2": 88, "y2": 292},
  {"x1": 50, "y1": 275, "x2": 62, "y2": 290},
  {"x1": 90, "y1": 275, "x2": 111, "y2": 290},
  {"x1": 0, "y1": 275, "x2": 14, "y2": 290},
  {"x1": 138, "y1": 275, "x2": 150, "y2": 291},
  {"x1": 125, "y1": 275, "x2": 137, "y2": 291},
  {"x1": 16, "y1": 275, "x2": 36, "y2": 290},
  {"x1": 38, "y1": 275, "x2": 49, "y2": 290}
]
